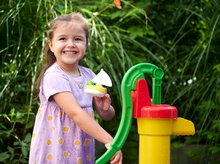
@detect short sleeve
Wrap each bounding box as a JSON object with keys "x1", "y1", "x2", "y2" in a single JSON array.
[{"x1": 42, "y1": 72, "x2": 72, "y2": 100}]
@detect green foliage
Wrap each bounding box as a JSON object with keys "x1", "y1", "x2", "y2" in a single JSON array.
[
  {"x1": 0, "y1": 0, "x2": 219, "y2": 163},
  {"x1": 0, "y1": 108, "x2": 34, "y2": 163}
]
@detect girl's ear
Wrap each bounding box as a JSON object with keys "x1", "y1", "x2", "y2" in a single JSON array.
[{"x1": 48, "y1": 40, "x2": 54, "y2": 53}]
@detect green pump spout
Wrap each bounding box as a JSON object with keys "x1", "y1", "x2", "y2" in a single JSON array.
[{"x1": 96, "y1": 63, "x2": 164, "y2": 164}]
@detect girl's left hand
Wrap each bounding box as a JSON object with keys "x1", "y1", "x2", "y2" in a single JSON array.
[
  {"x1": 93, "y1": 94, "x2": 115, "y2": 120},
  {"x1": 93, "y1": 94, "x2": 111, "y2": 111}
]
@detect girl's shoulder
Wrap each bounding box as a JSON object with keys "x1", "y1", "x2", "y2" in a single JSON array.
[
  {"x1": 45, "y1": 63, "x2": 63, "y2": 74},
  {"x1": 44, "y1": 63, "x2": 70, "y2": 78},
  {"x1": 78, "y1": 66, "x2": 96, "y2": 78},
  {"x1": 43, "y1": 63, "x2": 68, "y2": 82}
]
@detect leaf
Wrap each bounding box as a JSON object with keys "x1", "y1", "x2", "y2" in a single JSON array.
[
  {"x1": 213, "y1": 64, "x2": 220, "y2": 72},
  {"x1": 0, "y1": 152, "x2": 10, "y2": 162}
]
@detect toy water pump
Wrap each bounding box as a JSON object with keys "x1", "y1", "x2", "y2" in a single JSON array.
[{"x1": 95, "y1": 63, "x2": 195, "y2": 164}]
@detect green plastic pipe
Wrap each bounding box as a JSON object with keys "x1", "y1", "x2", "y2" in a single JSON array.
[{"x1": 95, "y1": 63, "x2": 164, "y2": 164}]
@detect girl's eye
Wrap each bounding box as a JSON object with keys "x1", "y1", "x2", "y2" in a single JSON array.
[
  {"x1": 59, "y1": 37, "x2": 66, "y2": 41},
  {"x1": 75, "y1": 37, "x2": 83, "y2": 41}
]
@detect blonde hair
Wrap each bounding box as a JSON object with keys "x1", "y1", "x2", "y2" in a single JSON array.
[{"x1": 48, "y1": 12, "x2": 89, "y2": 44}]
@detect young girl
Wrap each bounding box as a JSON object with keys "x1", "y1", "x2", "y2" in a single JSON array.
[{"x1": 29, "y1": 12, "x2": 122, "y2": 164}]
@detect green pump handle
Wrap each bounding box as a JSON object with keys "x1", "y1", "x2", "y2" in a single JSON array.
[{"x1": 95, "y1": 63, "x2": 164, "y2": 163}]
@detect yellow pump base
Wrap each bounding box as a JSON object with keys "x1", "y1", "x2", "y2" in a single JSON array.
[{"x1": 137, "y1": 118, "x2": 195, "y2": 164}]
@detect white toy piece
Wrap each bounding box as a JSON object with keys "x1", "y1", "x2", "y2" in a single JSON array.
[{"x1": 84, "y1": 69, "x2": 112, "y2": 97}]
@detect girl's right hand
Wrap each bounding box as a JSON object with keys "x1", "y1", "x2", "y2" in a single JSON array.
[{"x1": 105, "y1": 143, "x2": 123, "y2": 164}]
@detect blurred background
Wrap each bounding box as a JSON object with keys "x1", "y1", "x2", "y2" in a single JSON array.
[{"x1": 0, "y1": 0, "x2": 220, "y2": 163}]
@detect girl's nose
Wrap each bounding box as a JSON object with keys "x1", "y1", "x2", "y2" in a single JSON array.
[{"x1": 67, "y1": 40, "x2": 76, "y2": 47}]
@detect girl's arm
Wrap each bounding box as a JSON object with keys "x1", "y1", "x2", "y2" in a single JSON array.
[
  {"x1": 53, "y1": 92, "x2": 122, "y2": 163},
  {"x1": 93, "y1": 94, "x2": 115, "y2": 120},
  {"x1": 53, "y1": 92, "x2": 113, "y2": 144}
]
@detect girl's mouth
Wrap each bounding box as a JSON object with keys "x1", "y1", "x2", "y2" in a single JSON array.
[{"x1": 63, "y1": 50, "x2": 78, "y2": 55}]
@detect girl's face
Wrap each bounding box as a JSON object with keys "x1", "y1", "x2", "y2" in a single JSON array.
[{"x1": 48, "y1": 21, "x2": 87, "y2": 73}]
